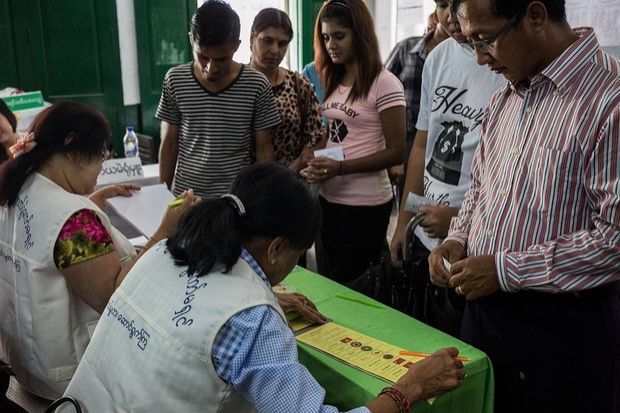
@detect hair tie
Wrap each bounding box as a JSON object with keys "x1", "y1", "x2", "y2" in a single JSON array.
[
  {"x1": 9, "y1": 132, "x2": 36, "y2": 158},
  {"x1": 220, "y1": 194, "x2": 246, "y2": 216}
]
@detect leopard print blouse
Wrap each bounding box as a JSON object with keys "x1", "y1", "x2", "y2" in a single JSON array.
[{"x1": 263, "y1": 70, "x2": 326, "y2": 167}]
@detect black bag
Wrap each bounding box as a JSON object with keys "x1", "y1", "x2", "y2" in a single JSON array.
[
  {"x1": 349, "y1": 213, "x2": 465, "y2": 336},
  {"x1": 347, "y1": 255, "x2": 426, "y2": 316}
]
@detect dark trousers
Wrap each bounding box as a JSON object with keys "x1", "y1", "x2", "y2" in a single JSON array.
[
  {"x1": 317, "y1": 196, "x2": 392, "y2": 284},
  {"x1": 461, "y1": 283, "x2": 620, "y2": 413}
]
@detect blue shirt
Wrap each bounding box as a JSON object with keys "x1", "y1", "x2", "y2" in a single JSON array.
[
  {"x1": 301, "y1": 62, "x2": 328, "y2": 129},
  {"x1": 212, "y1": 249, "x2": 370, "y2": 413}
]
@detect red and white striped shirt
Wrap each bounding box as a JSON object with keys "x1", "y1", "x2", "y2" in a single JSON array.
[{"x1": 447, "y1": 27, "x2": 620, "y2": 293}]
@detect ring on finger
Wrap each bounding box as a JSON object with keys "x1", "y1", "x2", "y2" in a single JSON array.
[
  {"x1": 323, "y1": 168, "x2": 328, "y2": 175},
  {"x1": 456, "y1": 285, "x2": 464, "y2": 295}
]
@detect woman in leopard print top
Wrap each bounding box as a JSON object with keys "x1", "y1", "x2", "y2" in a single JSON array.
[{"x1": 250, "y1": 8, "x2": 326, "y2": 172}]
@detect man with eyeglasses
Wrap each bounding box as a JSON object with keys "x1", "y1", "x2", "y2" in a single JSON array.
[
  {"x1": 390, "y1": 0, "x2": 505, "y2": 336},
  {"x1": 429, "y1": 0, "x2": 620, "y2": 411}
]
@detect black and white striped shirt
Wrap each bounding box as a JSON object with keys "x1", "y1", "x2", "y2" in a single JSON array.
[{"x1": 157, "y1": 63, "x2": 280, "y2": 197}]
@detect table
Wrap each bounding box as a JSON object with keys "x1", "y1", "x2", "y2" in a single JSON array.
[{"x1": 285, "y1": 267, "x2": 494, "y2": 413}]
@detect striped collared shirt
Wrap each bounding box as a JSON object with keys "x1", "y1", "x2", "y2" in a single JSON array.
[{"x1": 447, "y1": 27, "x2": 620, "y2": 293}]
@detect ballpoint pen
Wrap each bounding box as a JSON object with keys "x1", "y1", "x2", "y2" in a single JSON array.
[{"x1": 399, "y1": 350, "x2": 470, "y2": 362}]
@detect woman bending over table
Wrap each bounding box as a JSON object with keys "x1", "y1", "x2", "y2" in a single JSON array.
[{"x1": 62, "y1": 163, "x2": 465, "y2": 412}]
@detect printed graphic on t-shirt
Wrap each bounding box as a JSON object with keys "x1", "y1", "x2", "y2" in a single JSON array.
[
  {"x1": 329, "y1": 119, "x2": 349, "y2": 143},
  {"x1": 426, "y1": 120, "x2": 467, "y2": 185}
]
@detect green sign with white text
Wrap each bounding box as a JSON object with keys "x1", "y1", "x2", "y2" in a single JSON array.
[{"x1": 1, "y1": 91, "x2": 45, "y2": 111}]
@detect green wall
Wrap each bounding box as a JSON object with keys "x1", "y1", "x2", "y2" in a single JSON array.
[{"x1": 0, "y1": 0, "x2": 320, "y2": 159}]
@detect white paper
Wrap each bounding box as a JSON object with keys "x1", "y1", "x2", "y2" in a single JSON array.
[
  {"x1": 442, "y1": 257, "x2": 452, "y2": 272},
  {"x1": 314, "y1": 146, "x2": 345, "y2": 161},
  {"x1": 404, "y1": 192, "x2": 438, "y2": 213},
  {"x1": 106, "y1": 184, "x2": 175, "y2": 237}
]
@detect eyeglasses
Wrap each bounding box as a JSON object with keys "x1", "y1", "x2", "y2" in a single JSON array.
[{"x1": 463, "y1": 12, "x2": 521, "y2": 54}]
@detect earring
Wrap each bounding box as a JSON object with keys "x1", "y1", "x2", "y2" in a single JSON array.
[{"x1": 270, "y1": 258, "x2": 276, "y2": 265}]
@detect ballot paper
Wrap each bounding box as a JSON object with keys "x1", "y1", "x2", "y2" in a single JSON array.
[
  {"x1": 296, "y1": 322, "x2": 437, "y2": 404},
  {"x1": 314, "y1": 146, "x2": 345, "y2": 161},
  {"x1": 404, "y1": 192, "x2": 438, "y2": 213},
  {"x1": 106, "y1": 184, "x2": 175, "y2": 237}
]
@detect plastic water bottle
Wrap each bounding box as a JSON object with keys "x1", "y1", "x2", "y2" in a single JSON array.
[{"x1": 123, "y1": 126, "x2": 139, "y2": 158}]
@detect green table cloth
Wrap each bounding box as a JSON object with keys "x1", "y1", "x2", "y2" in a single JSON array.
[{"x1": 285, "y1": 267, "x2": 494, "y2": 413}]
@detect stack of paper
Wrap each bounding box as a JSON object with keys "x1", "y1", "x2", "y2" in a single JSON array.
[{"x1": 106, "y1": 184, "x2": 175, "y2": 237}]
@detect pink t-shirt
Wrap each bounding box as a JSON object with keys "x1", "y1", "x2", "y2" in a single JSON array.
[{"x1": 320, "y1": 69, "x2": 405, "y2": 206}]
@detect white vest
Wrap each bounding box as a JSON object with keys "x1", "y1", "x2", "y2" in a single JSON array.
[
  {"x1": 63, "y1": 244, "x2": 286, "y2": 413},
  {"x1": 0, "y1": 173, "x2": 136, "y2": 399}
]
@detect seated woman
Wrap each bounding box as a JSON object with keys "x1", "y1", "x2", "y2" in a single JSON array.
[
  {"x1": 0, "y1": 99, "x2": 19, "y2": 163},
  {"x1": 62, "y1": 163, "x2": 465, "y2": 412},
  {"x1": 0, "y1": 101, "x2": 193, "y2": 400}
]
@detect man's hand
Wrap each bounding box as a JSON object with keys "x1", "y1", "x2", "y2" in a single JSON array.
[
  {"x1": 418, "y1": 204, "x2": 459, "y2": 239},
  {"x1": 428, "y1": 241, "x2": 466, "y2": 287},
  {"x1": 449, "y1": 255, "x2": 500, "y2": 301}
]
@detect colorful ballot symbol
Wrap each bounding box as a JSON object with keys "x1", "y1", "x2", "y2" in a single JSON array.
[
  {"x1": 361, "y1": 346, "x2": 372, "y2": 352},
  {"x1": 383, "y1": 354, "x2": 394, "y2": 360},
  {"x1": 341, "y1": 337, "x2": 352, "y2": 343},
  {"x1": 351, "y1": 342, "x2": 362, "y2": 347}
]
